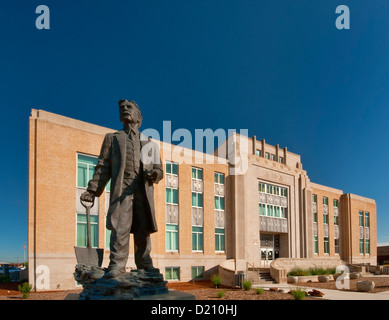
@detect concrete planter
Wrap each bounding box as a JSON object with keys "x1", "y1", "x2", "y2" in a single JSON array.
[
  {"x1": 356, "y1": 281, "x2": 375, "y2": 292},
  {"x1": 318, "y1": 275, "x2": 330, "y2": 283},
  {"x1": 287, "y1": 276, "x2": 299, "y2": 283},
  {"x1": 350, "y1": 272, "x2": 361, "y2": 279}
]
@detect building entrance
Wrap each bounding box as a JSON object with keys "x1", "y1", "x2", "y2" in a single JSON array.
[{"x1": 260, "y1": 234, "x2": 280, "y2": 266}]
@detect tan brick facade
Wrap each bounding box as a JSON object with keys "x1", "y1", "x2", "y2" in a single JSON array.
[{"x1": 28, "y1": 109, "x2": 377, "y2": 290}]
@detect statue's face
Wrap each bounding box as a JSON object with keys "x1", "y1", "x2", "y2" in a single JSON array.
[{"x1": 119, "y1": 101, "x2": 138, "y2": 125}]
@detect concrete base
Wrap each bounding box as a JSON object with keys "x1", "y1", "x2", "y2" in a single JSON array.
[{"x1": 65, "y1": 289, "x2": 195, "y2": 300}]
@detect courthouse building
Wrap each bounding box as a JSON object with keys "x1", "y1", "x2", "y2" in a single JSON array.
[{"x1": 28, "y1": 109, "x2": 377, "y2": 290}]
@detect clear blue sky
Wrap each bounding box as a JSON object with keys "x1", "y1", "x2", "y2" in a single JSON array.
[{"x1": 0, "y1": 0, "x2": 388, "y2": 262}]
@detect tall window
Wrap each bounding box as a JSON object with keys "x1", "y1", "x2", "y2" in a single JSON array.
[
  {"x1": 77, "y1": 154, "x2": 99, "y2": 247},
  {"x1": 215, "y1": 228, "x2": 225, "y2": 252},
  {"x1": 256, "y1": 149, "x2": 261, "y2": 157},
  {"x1": 192, "y1": 167, "x2": 203, "y2": 252},
  {"x1": 314, "y1": 236, "x2": 318, "y2": 254},
  {"x1": 192, "y1": 226, "x2": 203, "y2": 251},
  {"x1": 166, "y1": 161, "x2": 179, "y2": 252},
  {"x1": 335, "y1": 238, "x2": 339, "y2": 254},
  {"x1": 323, "y1": 197, "x2": 329, "y2": 224},
  {"x1": 215, "y1": 172, "x2": 225, "y2": 252},
  {"x1": 324, "y1": 237, "x2": 329, "y2": 254},
  {"x1": 166, "y1": 224, "x2": 178, "y2": 251},
  {"x1": 359, "y1": 211, "x2": 364, "y2": 227},
  {"x1": 323, "y1": 197, "x2": 328, "y2": 206},
  {"x1": 313, "y1": 194, "x2": 318, "y2": 223},
  {"x1": 365, "y1": 212, "x2": 370, "y2": 228}
]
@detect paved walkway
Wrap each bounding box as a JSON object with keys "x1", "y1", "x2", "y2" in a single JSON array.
[{"x1": 253, "y1": 283, "x2": 389, "y2": 300}]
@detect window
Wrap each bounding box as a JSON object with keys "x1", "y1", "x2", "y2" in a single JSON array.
[
  {"x1": 270, "y1": 154, "x2": 276, "y2": 161},
  {"x1": 259, "y1": 203, "x2": 266, "y2": 216},
  {"x1": 166, "y1": 187, "x2": 178, "y2": 205},
  {"x1": 365, "y1": 212, "x2": 370, "y2": 228},
  {"x1": 166, "y1": 224, "x2": 179, "y2": 251},
  {"x1": 165, "y1": 267, "x2": 180, "y2": 281},
  {"x1": 314, "y1": 236, "x2": 318, "y2": 254},
  {"x1": 267, "y1": 205, "x2": 274, "y2": 217},
  {"x1": 313, "y1": 194, "x2": 317, "y2": 203},
  {"x1": 165, "y1": 161, "x2": 178, "y2": 175},
  {"x1": 324, "y1": 237, "x2": 329, "y2": 254},
  {"x1": 334, "y1": 214, "x2": 339, "y2": 226},
  {"x1": 333, "y1": 199, "x2": 338, "y2": 207},
  {"x1": 192, "y1": 192, "x2": 203, "y2": 208},
  {"x1": 335, "y1": 238, "x2": 339, "y2": 254},
  {"x1": 77, "y1": 154, "x2": 97, "y2": 188},
  {"x1": 191, "y1": 167, "x2": 203, "y2": 180},
  {"x1": 256, "y1": 149, "x2": 261, "y2": 157},
  {"x1": 191, "y1": 266, "x2": 205, "y2": 279},
  {"x1": 365, "y1": 239, "x2": 370, "y2": 255},
  {"x1": 77, "y1": 154, "x2": 99, "y2": 247},
  {"x1": 359, "y1": 211, "x2": 364, "y2": 227},
  {"x1": 192, "y1": 226, "x2": 203, "y2": 251},
  {"x1": 265, "y1": 152, "x2": 270, "y2": 159},
  {"x1": 214, "y1": 196, "x2": 225, "y2": 210},
  {"x1": 214, "y1": 172, "x2": 225, "y2": 184},
  {"x1": 323, "y1": 212, "x2": 329, "y2": 224},
  {"x1": 215, "y1": 228, "x2": 225, "y2": 252},
  {"x1": 76, "y1": 214, "x2": 98, "y2": 247},
  {"x1": 279, "y1": 156, "x2": 284, "y2": 164},
  {"x1": 323, "y1": 197, "x2": 328, "y2": 206},
  {"x1": 359, "y1": 239, "x2": 364, "y2": 254}
]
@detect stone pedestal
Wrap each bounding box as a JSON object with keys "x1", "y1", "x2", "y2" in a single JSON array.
[{"x1": 73, "y1": 264, "x2": 195, "y2": 300}]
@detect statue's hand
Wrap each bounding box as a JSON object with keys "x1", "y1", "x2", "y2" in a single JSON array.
[
  {"x1": 80, "y1": 191, "x2": 95, "y2": 203},
  {"x1": 145, "y1": 170, "x2": 158, "y2": 183}
]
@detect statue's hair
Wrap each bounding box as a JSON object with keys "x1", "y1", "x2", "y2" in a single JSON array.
[{"x1": 118, "y1": 99, "x2": 142, "y2": 128}]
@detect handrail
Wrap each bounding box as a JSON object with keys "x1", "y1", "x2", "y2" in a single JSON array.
[{"x1": 246, "y1": 261, "x2": 260, "y2": 274}]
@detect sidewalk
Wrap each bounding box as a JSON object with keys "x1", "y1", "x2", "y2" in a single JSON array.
[{"x1": 253, "y1": 283, "x2": 389, "y2": 300}]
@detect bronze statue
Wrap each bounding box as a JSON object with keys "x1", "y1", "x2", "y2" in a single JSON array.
[{"x1": 80, "y1": 100, "x2": 163, "y2": 278}]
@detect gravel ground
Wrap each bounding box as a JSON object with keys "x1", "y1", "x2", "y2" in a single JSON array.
[{"x1": 1, "y1": 276, "x2": 387, "y2": 300}]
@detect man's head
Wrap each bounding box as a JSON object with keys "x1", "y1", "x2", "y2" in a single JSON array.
[{"x1": 119, "y1": 99, "x2": 142, "y2": 128}]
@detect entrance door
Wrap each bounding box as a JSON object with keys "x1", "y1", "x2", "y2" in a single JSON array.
[{"x1": 260, "y1": 248, "x2": 274, "y2": 266}]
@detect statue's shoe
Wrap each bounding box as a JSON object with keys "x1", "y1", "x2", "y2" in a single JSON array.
[{"x1": 104, "y1": 268, "x2": 125, "y2": 278}]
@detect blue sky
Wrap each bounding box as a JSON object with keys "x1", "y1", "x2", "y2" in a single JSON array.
[{"x1": 0, "y1": 0, "x2": 388, "y2": 262}]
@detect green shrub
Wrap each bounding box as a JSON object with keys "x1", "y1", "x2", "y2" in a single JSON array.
[
  {"x1": 288, "y1": 267, "x2": 337, "y2": 277},
  {"x1": 211, "y1": 274, "x2": 222, "y2": 288},
  {"x1": 18, "y1": 282, "x2": 32, "y2": 299},
  {"x1": 287, "y1": 268, "x2": 307, "y2": 277},
  {"x1": 217, "y1": 290, "x2": 225, "y2": 298},
  {"x1": 255, "y1": 288, "x2": 264, "y2": 294},
  {"x1": 290, "y1": 287, "x2": 306, "y2": 300},
  {"x1": 242, "y1": 280, "x2": 252, "y2": 291}
]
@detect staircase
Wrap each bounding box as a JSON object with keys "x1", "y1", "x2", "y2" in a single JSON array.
[{"x1": 247, "y1": 267, "x2": 276, "y2": 285}]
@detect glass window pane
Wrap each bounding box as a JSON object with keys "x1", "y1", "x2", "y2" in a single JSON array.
[
  {"x1": 198, "y1": 193, "x2": 203, "y2": 207},
  {"x1": 192, "y1": 168, "x2": 196, "y2": 179},
  {"x1": 166, "y1": 162, "x2": 171, "y2": 174},
  {"x1": 172, "y1": 163, "x2": 178, "y2": 175},
  {"x1": 198, "y1": 169, "x2": 203, "y2": 180},
  {"x1": 78, "y1": 154, "x2": 98, "y2": 165},
  {"x1": 172, "y1": 189, "x2": 178, "y2": 204},
  {"x1": 77, "y1": 163, "x2": 87, "y2": 187},
  {"x1": 220, "y1": 197, "x2": 225, "y2": 210},
  {"x1": 192, "y1": 192, "x2": 196, "y2": 206},
  {"x1": 166, "y1": 188, "x2": 172, "y2": 203}
]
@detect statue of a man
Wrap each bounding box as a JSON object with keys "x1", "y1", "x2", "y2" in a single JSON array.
[{"x1": 80, "y1": 100, "x2": 163, "y2": 278}]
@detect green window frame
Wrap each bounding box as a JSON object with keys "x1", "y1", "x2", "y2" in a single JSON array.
[
  {"x1": 76, "y1": 214, "x2": 99, "y2": 248},
  {"x1": 166, "y1": 187, "x2": 178, "y2": 205},
  {"x1": 359, "y1": 239, "x2": 364, "y2": 254},
  {"x1": 191, "y1": 266, "x2": 205, "y2": 279},
  {"x1": 165, "y1": 161, "x2": 178, "y2": 175},
  {"x1": 192, "y1": 226, "x2": 203, "y2": 251},
  {"x1": 314, "y1": 236, "x2": 318, "y2": 254},
  {"x1": 365, "y1": 239, "x2": 370, "y2": 254},
  {"x1": 77, "y1": 154, "x2": 98, "y2": 188},
  {"x1": 365, "y1": 212, "x2": 370, "y2": 228},
  {"x1": 313, "y1": 194, "x2": 317, "y2": 203},
  {"x1": 256, "y1": 149, "x2": 261, "y2": 157},
  {"x1": 214, "y1": 172, "x2": 225, "y2": 184},
  {"x1": 166, "y1": 224, "x2": 179, "y2": 251},
  {"x1": 191, "y1": 167, "x2": 203, "y2": 180},
  {"x1": 335, "y1": 238, "x2": 339, "y2": 254},
  {"x1": 165, "y1": 267, "x2": 180, "y2": 281},
  {"x1": 192, "y1": 192, "x2": 203, "y2": 208},
  {"x1": 334, "y1": 215, "x2": 339, "y2": 225},
  {"x1": 214, "y1": 196, "x2": 225, "y2": 210},
  {"x1": 259, "y1": 203, "x2": 266, "y2": 216},
  {"x1": 333, "y1": 199, "x2": 338, "y2": 207},
  {"x1": 324, "y1": 237, "x2": 329, "y2": 254},
  {"x1": 215, "y1": 228, "x2": 225, "y2": 252},
  {"x1": 323, "y1": 197, "x2": 328, "y2": 206},
  {"x1": 359, "y1": 211, "x2": 364, "y2": 227}
]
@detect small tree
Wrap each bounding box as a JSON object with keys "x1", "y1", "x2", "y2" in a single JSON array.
[
  {"x1": 18, "y1": 282, "x2": 32, "y2": 299},
  {"x1": 242, "y1": 280, "x2": 252, "y2": 291},
  {"x1": 211, "y1": 274, "x2": 222, "y2": 288}
]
